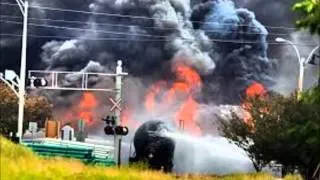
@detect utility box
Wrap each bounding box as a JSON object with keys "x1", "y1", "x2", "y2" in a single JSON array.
[{"x1": 45, "y1": 120, "x2": 60, "y2": 138}]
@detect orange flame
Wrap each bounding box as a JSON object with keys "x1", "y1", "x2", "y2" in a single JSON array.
[
  {"x1": 245, "y1": 82, "x2": 266, "y2": 98},
  {"x1": 175, "y1": 96, "x2": 201, "y2": 135},
  {"x1": 78, "y1": 92, "x2": 97, "y2": 124},
  {"x1": 61, "y1": 92, "x2": 98, "y2": 126},
  {"x1": 242, "y1": 82, "x2": 266, "y2": 124},
  {"x1": 144, "y1": 64, "x2": 202, "y2": 135}
]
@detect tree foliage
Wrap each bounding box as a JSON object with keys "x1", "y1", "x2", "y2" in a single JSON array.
[
  {"x1": 0, "y1": 82, "x2": 53, "y2": 136},
  {"x1": 293, "y1": 0, "x2": 320, "y2": 34},
  {"x1": 219, "y1": 87, "x2": 320, "y2": 179}
]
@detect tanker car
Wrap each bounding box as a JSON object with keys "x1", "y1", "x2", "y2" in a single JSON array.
[{"x1": 129, "y1": 120, "x2": 175, "y2": 172}]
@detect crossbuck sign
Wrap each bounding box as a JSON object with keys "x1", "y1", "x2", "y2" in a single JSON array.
[{"x1": 109, "y1": 97, "x2": 122, "y2": 112}]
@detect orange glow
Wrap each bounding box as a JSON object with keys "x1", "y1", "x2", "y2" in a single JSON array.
[
  {"x1": 61, "y1": 92, "x2": 98, "y2": 126},
  {"x1": 144, "y1": 81, "x2": 167, "y2": 112},
  {"x1": 242, "y1": 82, "x2": 266, "y2": 125},
  {"x1": 175, "y1": 64, "x2": 202, "y2": 89},
  {"x1": 245, "y1": 82, "x2": 266, "y2": 98},
  {"x1": 175, "y1": 96, "x2": 201, "y2": 135},
  {"x1": 78, "y1": 92, "x2": 97, "y2": 124},
  {"x1": 144, "y1": 64, "x2": 202, "y2": 135},
  {"x1": 121, "y1": 107, "x2": 141, "y2": 128}
]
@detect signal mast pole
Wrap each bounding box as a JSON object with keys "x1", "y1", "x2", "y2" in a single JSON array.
[
  {"x1": 16, "y1": 0, "x2": 29, "y2": 142},
  {"x1": 114, "y1": 60, "x2": 127, "y2": 166}
]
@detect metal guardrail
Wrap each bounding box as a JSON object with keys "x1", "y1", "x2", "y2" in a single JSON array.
[{"x1": 22, "y1": 138, "x2": 116, "y2": 166}]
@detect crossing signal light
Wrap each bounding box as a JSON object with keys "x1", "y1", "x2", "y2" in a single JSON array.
[
  {"x1": 104, "y1": 126, "x2": 114, "y2": 135},
  {"x1": 104, "y1": 125, "x2": 129, "y2": 135},
  {"x1": 33, "y1": 78, "x2": 47, "y2": 87},
  {"x1": 102, "y1": 115, "x2": 129, "y2": 135},
  {"x1": 115, "y1": 126, "x2": 129, "y2": 136},
  {"x1": 27, "y1": 77, "x2": 48, "y2": 88}
]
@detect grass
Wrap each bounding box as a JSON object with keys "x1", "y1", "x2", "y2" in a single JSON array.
[{"x1": 0, "y1": 136, "x2": 302, "y2": 180}]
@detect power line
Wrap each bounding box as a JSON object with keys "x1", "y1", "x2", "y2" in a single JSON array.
[
  {"x1": 0, "y1": 14, "x2": 292, "y2": 37},
  {"x1": 0, "y1": 33, "x2": 146, "y2": 41},
  {"x1": 3, "y1": 19, "x2": 278, "y2": 40},
  {"x1": 0, "y1": 2, "x2": 298, "y2": 31},
  {"x1": 0, "y1": 19, "x2": 167, "y2": 38},
  {"x1": 0, "y1": 33, "x2": 318, "y2": 46},
  {"x1": 1, "y1": 19, "x2": 318, "y2": 46}
]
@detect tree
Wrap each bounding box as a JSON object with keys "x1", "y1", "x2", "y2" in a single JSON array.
[
  {"x1": 293, "y1": 0, "x2": 320, "y2": 34},
  {"x1": 0, "y1": 82, "x2": 53, "y2": 136},
  {"x1": 219, "y1": 88, "x2": 320, "y2": 179}
]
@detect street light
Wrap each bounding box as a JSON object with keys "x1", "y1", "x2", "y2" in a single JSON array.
[{"x1": 275, "y1": 37, "x2": 305, "y2": 97}]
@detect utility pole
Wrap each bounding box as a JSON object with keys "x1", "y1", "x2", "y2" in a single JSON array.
[
  {"x1": 114, "y1": 60, "x2": 127, "y2": 166},
  {"x1": 17, "y1": 0, "x2": 29, "y2": 142}
]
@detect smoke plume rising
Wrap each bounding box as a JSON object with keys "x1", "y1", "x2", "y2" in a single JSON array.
[
  {"x1": 34, "y1": 0, "x2": 277, "y2": 108},
  {"x1": 1, "y1": 0, "x2": 319, "y2": 174}
]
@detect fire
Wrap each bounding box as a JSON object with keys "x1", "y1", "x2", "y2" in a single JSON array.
[
  {"x1": 121, "y1": 107, "x2": 141, "y2": 128},
  {"x1": 61, "y1": 92, "x2": 97, "y2": 126},
  {"x1": 245, "y1": 82, "x2": 266, "y2": 97},
  {"x1": 144, "y1": 81, "x2": 167, "y2": 112},
  {"x1": 78, "y1": 92, "x2": 97, "y2": 124},
  {"x1": 144, "y1": 64, "x2": 202, "y2": 135},
  {"x1": 242, "y1": 82, "x2": 266, "y2": 124},
  {"x1": 175, "y1": 96, "x2": 202, "y2": 135}
]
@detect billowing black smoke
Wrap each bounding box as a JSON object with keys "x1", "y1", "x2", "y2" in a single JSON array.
[
  {"x1": 3, "y1": 0, "x2": 315, "y2": 173},
  {"x1": 0, "y1": 0, "x2": 282, "y2": 136},
  {"x1": 39, "y1": 0, "x2": 215, "y2": 75},
  {"x1": 2, "y1": 0, "x2": 318, "y2": 102},
  {"x1": 0, "y1": 0, "x2": 93, "y2": 72},
  {"x1": 131, "y1": 120, "x2": 175, "y2": 172},
  {"x1": 5, "y1": 0, "x2": 275, "y2": 106}
]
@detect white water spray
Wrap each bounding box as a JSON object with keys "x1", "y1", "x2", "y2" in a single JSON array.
[{"x1": 164, "y1": 132, "x2": 255, "y2": 175}]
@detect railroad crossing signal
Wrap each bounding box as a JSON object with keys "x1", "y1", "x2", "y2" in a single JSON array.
[
  {"x1": 27, "y1": 77, "x2": 48, "y2": 87},
  {"x1": 25, "y1": 60, "x2": 128, "y2": 166},
  {"x1": 104, "y1": 126, "x2": 128, "y2": 136},
  {"x1": 102, "y1": 115, "x2": 129, "y2": 136},
  {"x1": 114, "y1": 126, "x2": 129, "y2": 135},
  {"x1": 109, "y1": 98, "x2": 122, "y2": 112}
]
